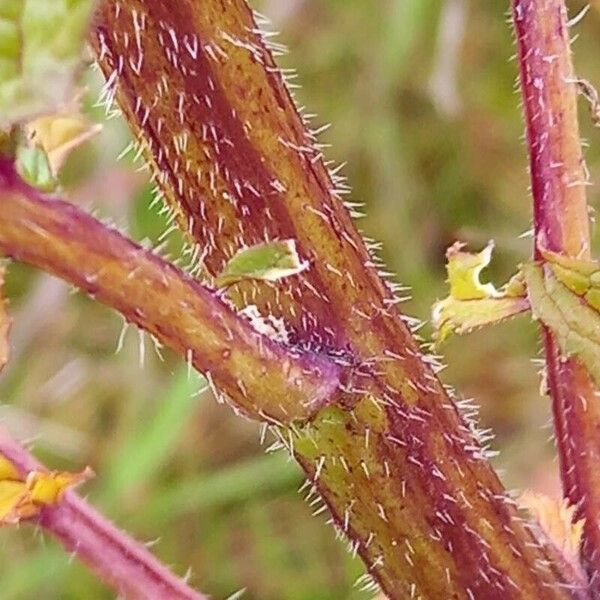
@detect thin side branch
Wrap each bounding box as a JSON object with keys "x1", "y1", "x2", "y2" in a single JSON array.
[
  {"x1": 0, "y1": 427, "x2": 206, "y2": 600},
  {"x1": 512, "y1": 0, "x2": 600, "y2": 587},
  {"x1": 0, "y1": 159, "x2": 341, "y2": 425}
]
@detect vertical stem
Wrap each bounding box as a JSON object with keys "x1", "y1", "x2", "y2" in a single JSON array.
[
  {"x1": 512, "y1": 0, "x2": 600, "y2": 587},
  {"x1": 514, "y1": 0, "x2": 590, "y2": 258}
]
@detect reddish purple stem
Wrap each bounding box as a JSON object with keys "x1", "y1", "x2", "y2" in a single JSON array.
[
  {"x1": 0, "y1": 429, "x2": 207, "y2": 600},
  {"x1": 513, "y1": 0, "x2": 600, "y2": 588}
]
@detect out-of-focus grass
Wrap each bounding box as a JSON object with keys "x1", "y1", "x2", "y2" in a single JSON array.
[
  {"x1": 1, "y1": 1, "x2": 600, "y2": 598},
  {"x1": 98, "y1": 367, "x2": 205, "y2": 506}
]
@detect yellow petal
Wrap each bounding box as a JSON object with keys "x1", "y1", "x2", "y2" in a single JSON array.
[
  {"x1": 0, "y1": 481, "x2": 29, "y2": 524},
  {"x1": 0, "y1": 452, "x2": 93, "y2": 525},
  {"x1": 27, "y1": 467, "x2": 93, "y2": 505},
  {"x1": 0, "y1": 455, "x2": 20, "y2": 481}
]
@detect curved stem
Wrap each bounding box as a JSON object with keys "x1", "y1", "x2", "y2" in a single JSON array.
[
  {"x1": 512, "y1": 0, "x2": 600, "y2": 588},
  {"x1": 0, "y1": 159, "x2": 341, "y2": 425}
]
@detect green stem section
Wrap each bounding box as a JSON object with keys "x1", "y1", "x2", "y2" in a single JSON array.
[
  {"x1": 0, "y1": 263, "x2": 8, "y2": 372},
  {"x1": 512, "y1": 0, "x2": 600, "y2": 588}
]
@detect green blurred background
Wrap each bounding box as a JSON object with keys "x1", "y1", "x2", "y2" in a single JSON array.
[{"x1": 2, "y1": 1, "x2": 600, "y2": 598}]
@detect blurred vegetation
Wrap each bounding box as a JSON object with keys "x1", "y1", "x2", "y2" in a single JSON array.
[{"x1": 1, "y1": 1, "x2": 600, "y2": 598}]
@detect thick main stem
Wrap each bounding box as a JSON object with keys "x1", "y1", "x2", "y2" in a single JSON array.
[
  {"x1": 512, "y1": 0, "x2": 600, "y2": 587},
  {"x1": 1, "y1": 169, "x2": 588, "y2": 600},
  {"x1": 0, "y1": 429, "x2": 206, "y2": 600}
]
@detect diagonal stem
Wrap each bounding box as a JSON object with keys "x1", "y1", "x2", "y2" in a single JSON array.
[
  {"x1": 0, "y1": 159, "x2": 341, "y2": 425},
  {"x1": 512, "y1": 0, "x2": 600, "y2": 588},
  {"x1": 0, "y1": 427, "x2": 206, "y2": 600}
]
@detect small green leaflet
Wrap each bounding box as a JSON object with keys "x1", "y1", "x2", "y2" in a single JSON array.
[
  {"x1": 24, "y1": 104, "x2": 102, "y2": 180},
  {"x1": 215, "y1": 240, "x2": 308, "y2": 287},
  {"x1": 443, "y1": 241, "x2": 501, "y2": 300},
  {"x1": 0, "y1": 0, "x2": 96, "y2": 127},
  {"x1": 14, "y1": 98, "x2": 102, "y2": 191},
  {"x1": 524, "y1": 258, "x2": 600, "y2": 388},
  {"x1": 432, "y1": 242, "x2": 529, "y2": 343},
  {"x1": 15, "y1": 144, "x2": 55, "y2": 191},
  {"x1": 540, "y1": 248, "x2": 600, "y2": 312},
  {"x1": 433, "y1": 241, "x2": 600, "y2": 385}
]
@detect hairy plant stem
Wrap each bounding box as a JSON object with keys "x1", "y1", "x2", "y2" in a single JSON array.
[
  {"x1": 0, "y1": 428, "x2": 206, "y2": 600},
  {"x1": 0, "y1": 169, "x2": 589, "y2": 600},
  {"x1": 512, "y1": 0, "x2": 600, "y2": 588},
  {"x1": 88, "y1": 1, "x2": 591, "y2": 597},
  {"x1": 0, "y1": 160, "x2": 341, "y2": 425}
]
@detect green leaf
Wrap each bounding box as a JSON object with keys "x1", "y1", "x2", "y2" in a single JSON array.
[
  {"x1": 0, "y1": 0, "x2": 96, "y2": 127},
  {"x1": 523, "y1": 262, "x2": 600, "y2": 388},
  {"x1": 541, "y1": 248, "x2": 600, "y2": 311},
  {"x1": 432, "y1": 242, "x2": 529, "y2": 343},
  {"x1": 215, "y1": 239, "x2": 308, "y2": 287},
  {"x1": 15, "y1": 144, "x2": 56, "y2": 191}
]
